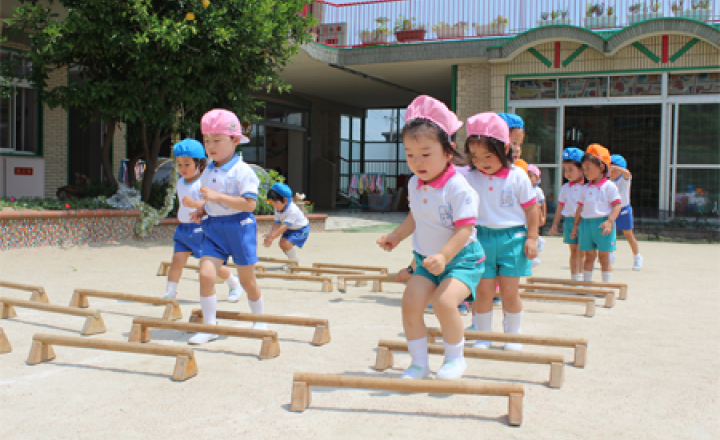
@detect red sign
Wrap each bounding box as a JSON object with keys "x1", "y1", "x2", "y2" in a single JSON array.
[{"x1": 14, "y1": 167, "x2": 34, "y2": 176}]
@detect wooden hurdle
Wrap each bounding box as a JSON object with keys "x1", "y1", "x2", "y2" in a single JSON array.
[
  {"x1": 27, "y1": 333, "x2": 198, "y2": 381},
  {"x1": 290, "y1": 267, "x2": 364, "y2": 276},
  {"x1": 526, "y1": 277, "x2": 628, "y2": 300},
  {"x1": 313, "y1": 262, "x2": 389, "y2": 274},
  {"x1": 425, "y1": 327, "x2": 588, "y2": 368},
  {"x1": 375, "y1": 339, "x2": 565, "y2": 388},
  {"x1": 337, "y1": 274, "x2": 399, "y2": 293},
  {"x1": 156, "y1": 262, "x2": 267, "y2": 278},
  {"x1": 258, "y1": 257, "x2": 299, "y2": 267},
  {"x1": 189, "y1": 309, "x2": 330, "y2": 346},
  {"x1": 0, "y1": 328, "x2": 11, "y2": 354},
  {"x1": 519, "y1": 283, "x2": 616, "y2": 308},
  {"x1": 69, "y1": 288, "x2": 182, "y2": 320},
  {"x1": 519, "y1": 292, "x2": 596, "y2": 317},
  {"x1": 128, "y1": 318, "x2": 280, "y2": 359},
  {"x1": 290, "y1": 372, "x2": 525, "y2": 425},
  {"x1": 0, "y1": 297, "x2": 106, "y2": 335},
  {"x1": 0, "y1": 280, "x2": 49, "y2": 303},
  {"x1": 255, "y1": 272, "x2": 333, "y2": 292}
]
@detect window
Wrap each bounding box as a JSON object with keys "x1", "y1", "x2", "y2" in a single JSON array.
[
  {"x1": 609, "y1": 75, "x2": 662, "y2": 97},
  {"x1": 510, "y1": 79, "x2": 557, "y2": 100},
  {"x1": 559, "y1": 77, "x2": 607, "y2": 99},
  {"x1": 669, "y1": 72, "x2": 720, "y2": 95},
  {"x1": 0, "y1": 86, "x2": 40, "y2": 154}
]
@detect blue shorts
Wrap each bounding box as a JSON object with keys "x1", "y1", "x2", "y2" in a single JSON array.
[
  {"x1": 579, "y1": 217, "x2": 617, "y2": 253},
  {"x1": 282, "y1": 225, "x2": 310, "y2": 248},
  {"x1": 413, "y1": 241, "x2": 485, "y2": 298},
  {"x1": 563, "y1": 216, "x2": 579, "y2": 245},
  {"x1": 201, "y1": 213, "x2": 259, "y2": 266},
  {"x1": 615, "y1": 205, "x2": 634, "y2": 231},
  {"x1": 477, "y1": 225, "x2": 532, "y2": 279},
  {"x1": 173, "y1": 223, "x2": 204, "y2": 259}
]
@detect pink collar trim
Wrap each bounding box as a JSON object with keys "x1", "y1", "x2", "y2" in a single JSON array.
[
  {"x1": 568, "y1": 179, "x2": 584, "y2": 187},
  {"x1": 478, "y1": 167, "x2": 510, "y2": 179},
  {"x1": 587, "y1": 177, "x2": 608, "y2": 188},
  {"x1": 417, "y1": 164, "x2": 456, "y2": 189}
]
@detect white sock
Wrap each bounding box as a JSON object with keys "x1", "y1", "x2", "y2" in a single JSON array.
[
  {"x1": 284, "y1": 247, "x2": 299, "y2": 264},
  {"x1": 200, "y1": 295, "x2": 217, "y2": 325},
  {"x1": 504, "y1": 311, "x2": 523, "y2": 334},
  {"x1": 165, "y1": 281, "x2": 178, "y2": 295},
  {"x1": 583, "y1": 270, "x2": 594, "y2": 282},
  {"x1": 226, "y1": 274, "x2": 240, "y2": 290},
  {"x1": 472, "y1": 311, "x2": 493, "y2": 332},
  {"x1": 407, "y1": 336, "x2": 429, "y2": 367},
  {"x1": 443, "y1": 339, "x2": 465, "y2": 362},
  {"x1": 602, "y1": 271, "x2": 612, "y2": 282},
  {"x1": 248, "y1": 296, "x2": 264, "y2": 315},
  {"x1": 571, "y1": 273, "x2": 583, "y2": 281},
  {"x1": 634, "y1": 254, "x2": 642, "y2": 260}
]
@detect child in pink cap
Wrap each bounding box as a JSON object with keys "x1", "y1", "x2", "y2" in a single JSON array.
[
  {"x1": 527, "y1": 164, "x2": 547, "y2": 268},
  {"x1": 187, "y1": 109, "x2": 265, "y2": 345},
  {"x1": 377, "y1": 95, "x2": 484, "y2": 380},
  {"x1": 463, "y1": 112, "x2": 539, "y2": 351}
]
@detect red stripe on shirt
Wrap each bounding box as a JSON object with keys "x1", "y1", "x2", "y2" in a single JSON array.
[
  {"x1": 521, "y1": 197, "x2": 537, "y2": 208},
  {"x1": 454, "y1": 218, "x2": 475, "y2": 227}
]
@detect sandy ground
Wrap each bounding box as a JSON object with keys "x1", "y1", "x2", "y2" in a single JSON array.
[{"x1": 0, "y1": 232, "x2": 719, "y2": 440}]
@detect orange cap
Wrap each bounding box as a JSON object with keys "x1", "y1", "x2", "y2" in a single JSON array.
[
  {"x1": 514, "y1": 159, "x2": 528, "y2": 173},
  {"x1": 586, "y1": 144, "x2": 611, "y2": 166}
]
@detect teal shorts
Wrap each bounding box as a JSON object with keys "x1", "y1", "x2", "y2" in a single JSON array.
[
  {"x1": 413, "y1": 241, "x2": 485, "y2": 298},
  {"x1": 579, "y1": 216, "x2": 617, "y2": 253},
  {"x1": 563, "y1": 216, "x2": 579, "y2": 245},
  {"x1": 476, "y1": 226, "x2": 532, "y2": 279}
]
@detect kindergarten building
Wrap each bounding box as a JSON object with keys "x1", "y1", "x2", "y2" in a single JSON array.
[{"x1": 2, "y1": 0, "x2": 719, "y2": 218}]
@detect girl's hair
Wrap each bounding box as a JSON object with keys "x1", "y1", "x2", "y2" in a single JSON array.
[
  {"x1": 581, "y1": 153, "x2": 609, "y2": 176},
  {"x1": 401, "y1": 118, "x2": 465, "y2": 166},
  {"x1": 267, "y1": 189, "x2": 286, "y2": 202},
  {"x1": 562, "y1": 158, "x2": 582, "y2": 169},
  {"x1": 193, "y1": 158, "x2": 208, "y2": 173},
  {"x1": 464, "y1": 135, "x2": 513, "y2": 169}
]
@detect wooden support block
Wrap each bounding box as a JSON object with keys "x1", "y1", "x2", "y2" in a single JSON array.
[
  {"x1": 129, "y1": 323, "x2": 152, "y2": 343},
  {"x1": 0, "y1": 280, "x2": 50, "y2": 303},
  {"x1": 311, "y1": 325, "x2": 331, "y2": 346},
  {"x1": 259, "y1": 336, "x2": 281, "y2": 359},
  {"x1": 519, "y1": 292, "x2": 597, "y2": 317},
  {"x1": 526, "y1": 277, "x2": 628, "y2": 300},
  {"x1": 0, "y1": 297, "x2": 106, "y2": 335},
  {"x1": 80, "y1": 315, "x2": 108, "y2": 336},
  {"x1": 374, "y1": 346, "x2": 394, "y2": 371},
  {"x1": 427, "y1": 327, "x2": 588, "y2": 368},
  {"x1": 29, "y1": 290, "x2": 50, "y2": 303},
  {"x1": 71, "y1": 289, "x2": 182, "y2": 320},
  {"x1": 290, "y1": 372, "x2": 524, "y2": 424},
  {"x1": 313, "y1": 263, "x2": 389, "y2": 274},
  {"x1": 255, "y1": 272, "x2": 333, "y2": 292},
  {"x1": 258, "y1": 257, "x2": 299, "y2": 267},
  {"x1": 27, "y1": 333, "x2": 198, "y2": 381},
  {"x1": 157, "y1": 262, "x2": 171, "y2": 276},
  {"x1": 0, "y1": 328, "x2": 11, "y2": 354},
  {"x1": 337, "y1": 274, "x2": 399, "y2": 294},
  {"x1": 586, "y1": 301, "x2": 596, "y2": 317},
  {"x1": 162, "y1": 303, "x2": 183, "y2": 321},
  {"x1": 1, "y1": 302, "x2": 17, "y2": 319},
  {"x1": 549, "y1": 362, "x2": 565, "y2": 389}
]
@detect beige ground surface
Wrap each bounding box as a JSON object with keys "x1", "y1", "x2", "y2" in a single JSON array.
[{"x1": 0, "y1": 233, "x2": 719, "y2": 440}]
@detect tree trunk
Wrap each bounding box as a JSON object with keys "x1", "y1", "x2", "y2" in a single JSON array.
[
  {"x1": 139, "y1": 128, "x2": 170, "y2": 202},
  {"x1": 101, "y1": 118, "x2": 119, "y2": 186}
]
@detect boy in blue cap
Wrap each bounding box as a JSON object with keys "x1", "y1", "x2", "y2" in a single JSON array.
[
  {"x1": 263, "y1": 182, "x2": 310, "y2": 269},
  {"x1": 610, "y1": 155, "x2": 643, "y2": 271},
  {"x1": 498, "y1": 113, "x2": 525, "y2": 161}
]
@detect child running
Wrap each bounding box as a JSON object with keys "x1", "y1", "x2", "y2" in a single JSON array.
[
  {"x1": 163, "y1": 139, "x2": 244, "y2": 302},
  {"x1": 548, "y1": 148, "x2": 586, "y2": 281},
  {"x1": 571, "y1": 144, "x2": 622, "y2": 282},
  {"x1": 527, "y1": 164, "x2": 547, "y2": 267},
  {"x1": 188, "y1": 109, "x2": 267, "y2": 344},
  {"x1": 498, "y1": 113, "x2": 525, "y2": 162},
  {"x1": 263, "y1": 182, "x2": 311, "y2": 267},
  {"x1": 464, "y1": 113, "x2": 539, "y2": 351},
  {"x1": 377, "y1": 95, "x2": 484, "y2": 380},
  {"x1": 610, "y1": 154, "x2": 643, "y2": 271}
]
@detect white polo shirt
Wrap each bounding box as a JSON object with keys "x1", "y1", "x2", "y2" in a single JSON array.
[
  {"x1": 409, "y1": 165, "x2": 478, "y2": 257},
  {"x1": 464, "y1": 165, "x2": 537, "y2": 229},
  {"x1": 557, "y1": 181, "x2": 585, "y2": 217},
  {"x1": 176, "y1": 176, "x2": 203, "y2": 223},
  {"x1": 201, "y1": 154, "x2": 260, "y2": 217},
  {"x1": 612, "y1": 175, "x2": 632, "y2": 207},
  {"x1": 535, "y1": 186, "x2": 546, "y2": 204},
  {"x1": 578, "y1": 178, "x2": 622, "y2": 218},
  {"x1": 274, "y1": 201, "x2": 309, "y2": 230}
]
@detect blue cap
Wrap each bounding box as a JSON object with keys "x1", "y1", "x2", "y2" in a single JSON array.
[
  {"x1": 271, "y1": 182, "x2": 292, "y2": 200},
  {"x1": 611, "y1": 154, "x2": 627, "y2": 169},
  {"x1": 173, "y1": 139, "x2": 206, "y2": 159},
  {"x1": 497, "y1": 113, "x2": 524, "y2": 129},
  {"x1": 562, "y1": 147, "x2": 584, "y2": 162}
]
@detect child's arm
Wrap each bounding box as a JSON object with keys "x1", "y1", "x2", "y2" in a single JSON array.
[
  {"x1": 540, "y1": 201, "x2": 547, "y2": 225},
  {"x1": 600, "y1": 204, "x2": 622, "y2": 236},
  {"x1": 611, "y1": 164, "x2": 631, "y2": 179},
  {"x1": 548, "y1": 203, "x2": 563, "y2": 235},
  {"x1": 423, "y1": 225, "x2": 473, "y2": 276},
  {"x1": 189, "y1": 205, "x2": 207, "y2": 224},
  {"x1": 182, "y1": 196, "x2": 205, "y2": 210},
  {"x1": 377, "y1": 212, "x2": 416, "y2": 252},
  {"x1": 263, "y1": 223, "x2": 288, "y2": 247},
  {"x1": 571, "y1": 205, "x2": 582, "y2": 239},
  {"x1": 395, "y1": 258, "x2": 417, "y2": 283},
  {"x1": 200, "y1": 187, "x2": 257, "y2": 212},
  {"x1": 523, "y1": 203, "x2": 540, "y2": 259}
]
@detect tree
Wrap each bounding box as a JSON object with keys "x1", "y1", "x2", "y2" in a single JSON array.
[{"x1": 2, "y1": 0, "x2": 313, "y2": 201}]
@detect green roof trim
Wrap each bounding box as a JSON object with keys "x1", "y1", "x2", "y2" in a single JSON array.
[
  {"x1": 562, "y1": 44, "x2": 589, "y2": 67},
  {"x1": 632, "y1": 41, "x2": 661, "y2": 63},
  {"x1": 670, "y1": 38, "x2": 700, "y2": 63},
  {"x1": 527, "y1": 47, "x2": 553, "y2": 67}
]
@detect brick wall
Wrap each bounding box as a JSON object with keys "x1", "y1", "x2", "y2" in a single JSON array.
[
  {"x1": 456, "y1": 62, "x2": 491, "y2": 147},
  {"x1": 42, "y1": 67, "x2": 68, "y2": 197}
]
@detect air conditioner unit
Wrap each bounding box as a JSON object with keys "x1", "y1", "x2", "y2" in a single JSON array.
[
  {"x1": 317, "y1": 23, "x2": 348, "y2": 46},
  {"x1": 5, "y1": 156, "x2": 45, "y2": 198}
]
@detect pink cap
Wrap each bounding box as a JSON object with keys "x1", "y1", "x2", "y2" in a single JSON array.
[
  {"x1": 201, "y1": 109, "x2": 250, "y2": 144},
  {"x1": 404, "y1": 95, "x2": 462, "y2": 136},
  {"x1": 527, "y1": 164, "x2": 541, "y2": 180},
  {"x1": 466, "y1": 112, "x2": 511, "y2": 146}
]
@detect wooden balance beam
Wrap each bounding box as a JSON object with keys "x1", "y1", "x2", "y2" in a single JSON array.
[
  {"x1": 156, "y1": 262, "x2": 267, "y2": 284},
  {"x1": 313, "y1": 262, "x2": 389, "y2": 274},
  {"x1": 0, "y1": 328, "x2": 11, "y2": 354},
  {"x1": 526, "y1": 277, "x2": 628, "y2": 300},
  {"x1": 0, "y1": 280, "x2": 49, "y2": 303},
  {"x1": 0, "y1": 297, "x2": 106, "y2": 335},
  {"x1": 519, "y1": 283, "x2": 616, "y2": 308},
  {"x1": 128, "y1": 318, "x2": 280, "y2": 359},
  {"x1": 290, "y1": 267, "x2": 369, "y2": 287},
  {"x1": 375, "y1": 339, "x2": 565, "y2": 388},
  {"x1": 255, "y1": 272, "x2": 333, "y2": 292},
  {"x1": 27, "y1": 333, "x2": 198, "y2": 381},
  {"x1": 425, "y1": 327, "x2": 588, "y2": 368},
  {"x1": 69, "y1": 288, "x2": 182, "y2": 321},
  {"x1": 258, "y1": 257, "x2": 299, "y2": 267},
  {"x1": 290, "y1": 372, "x2": 525, "y2": 425},
  {"x1": 519, "y1": 292, "x2": 596, "y2": 317},
  {"x1": 337, "y1": 274, "x2": 399, "y2": 293},
  {"x1": 189, "y1": 309, "x2": 330, "y2": 346}
]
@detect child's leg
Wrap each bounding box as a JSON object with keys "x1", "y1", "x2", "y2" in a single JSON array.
[
  {"x1": 400, "y1": 276, "x2": 435, "y2": 379},
  {"x1": 598, "y1": 252, "x2": 612, "y2": 281},
  {"x1": 279, "y1": 238, "x2": 299, "y2": 270},
  {"x1": 217, "y1": 265, "x2": 242, "y2": 302},
  {"x1": 471, "y1": 278, "x2": 496, "y2": 349},
  {"x1": 189, "y1": 256, "x2": 223, "y2": 344},
  {"x1": 236, "y1": 264, "x2": 266, "y2": 329},
  {"x1": 165, "y1": 252, "x2": 191, "y2": 298},
  {"x1": 498, "y1": 276, "x2": 524, "y2": 351},
  {"x1": 583, "y1": 251, "x2": 596, "y2": 281},
  {"x1": 432, "y1": 278, "x2": 472, "y2": 380},
  {"x1": 569, "y1": 244, "x2": 582, "y2": 280},
  {"x1": 624, "y1": 229, "x2": 643, "y2": 270}
]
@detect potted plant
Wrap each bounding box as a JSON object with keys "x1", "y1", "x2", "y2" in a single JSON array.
[
  {"x1": 537, "y1": 9, "x2": 572, "y2": 26},
  {"x1": 629, "y1": 1, "x2": 663, "y2": 24},
  {"x1": 474, "y1": 15, "x2": 508, "y2": 36},
  {"x1": 674, "y1": 0, "x2": 712, "y2": 21},
  {"x1": 359, "y1": 17, "x2": 391, "y2": 45},
  {"x1": 393, "y1": 15, "x2": 426, "y2": 43},
  {"x1": 432, "y1": 21, "x2": 468, "y2": 39},
  {"x1": 584, "y1": 2, "x2": 618, "y2": 29}
]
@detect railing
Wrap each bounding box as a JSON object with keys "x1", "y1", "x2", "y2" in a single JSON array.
[{"x1": 307, "y1": 0, "x2": 719, "y2": 48}]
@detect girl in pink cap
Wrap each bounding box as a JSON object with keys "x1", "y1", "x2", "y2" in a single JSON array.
[
  {"x1": 463, "y1": 112, "x2": 539, "y2": 351},
  {"x1": 377, "y1": 95, "x2": 484, "y2": 380},
  {"x1": 186, "y1": 109, "x2": 266, "y2": 345},
  {"x1": 527, "y1": 164, "x2": 547, "y2": 268}
]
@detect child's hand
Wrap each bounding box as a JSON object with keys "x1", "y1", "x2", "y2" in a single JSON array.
[
  {"x1": 262, "y1": 235, "x2": 273, "y2": 248},
  {"x1": 548, "y1": 225, "x2": 558, "y2": 236},
  {"x1": 395, "y1": 268, "x2": 411, "y2": 283},
  {"x1": 423, "y1": 254, "x2": 447, "y2": 276},
  {"x1": 524, "y1": 238, "x2": 538, "y2": 260},
  {"x1": 599, "y1": 220, "x2": 613, "y2": 236},
  {"x1": 189, "y1": 208, "x2": 204, "y2": 224},
  {"x1": 182, "y1": 196, "x2": 200, "y2": 209},
  {"x1": 199, "y1": 186, "x2": 222, "y2": 203},
  {"x1": 570, "y1": 227, "x2": 578, "y2": 239},
  {"x1": 377, "y1": 232, "x2": 401, "y2": 252}
]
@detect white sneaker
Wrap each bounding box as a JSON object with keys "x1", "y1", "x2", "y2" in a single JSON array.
[
  {"x1": 251, "y1": 322, "x2": 268, "y2": 330},
  {"x1": 531, "y1": 258, "x2": 541, "y2": 268},
  {"x1": 609, "y1": 253, "x2": 615, "y2": 264},
  {"x1": 188, "y1": 332, "x2": 219, "y2": 345},
  {"x1": 504, "y1": 341, "x2": 523, "y2": 351},
  {"x1": 435, "y1": 358, "x2": 467, "y2": 380},
  {"x1": 400, "y1": 364, "x2": 431, "y2": 380},
  {"x1": 633, "y1": 255, "x2": 643, "y2": 271},
  {"x1": 471, "y1": 340, "x2": 491, "y2": 349},
  {"x1": 163, "y1": 292, "x2": 177, "y2": 299},
  {"x1": 227, "y1": 287, "x2": 243, "y2": 303},
  {"x1": 537, "y1": 236, "x2": 546, "y2": 253},
  {"x1": 281, "y1": 264, "x2": 292, "y2": 272},
  {"x1": 465, "y1": 324, "x2": 477, "y2": 331}
]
